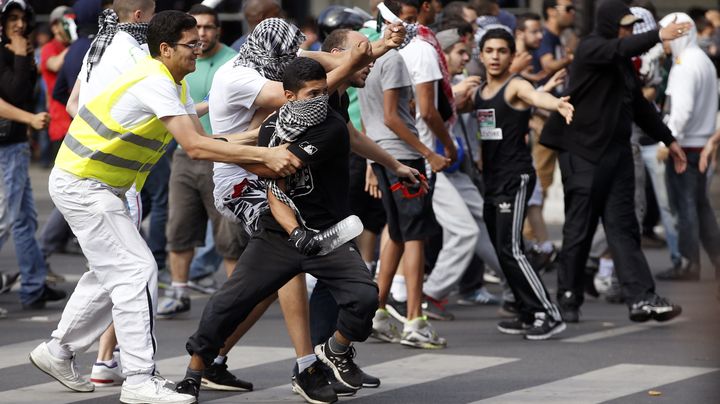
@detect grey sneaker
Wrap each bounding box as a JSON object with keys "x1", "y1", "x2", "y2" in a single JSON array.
[
  {"x1": 29, "y1": 342, "x2": 95, "y2": 392},
  {"x1": 400, "y1": 316, "x2": 447, "y2": 349},
  {"x1": 371, "y1": 308, "x2": 401, "y2": 343},
  {"x1": 157, "y1": 289, "x2": 190, "y2": 319}
]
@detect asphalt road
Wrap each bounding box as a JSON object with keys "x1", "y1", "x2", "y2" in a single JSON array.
[{"x1": 0, "y1": 165, "x2": 718, "y2": 404}]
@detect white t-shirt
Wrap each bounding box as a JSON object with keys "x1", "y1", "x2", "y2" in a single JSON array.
[
  {"x1": 78, "y1": 31, "x2": 150, "y2": 108},
  {"x1": 110, "y1": 75, "x2": 195, "y2": 129},
  {"x1": 399, "y1": 38, "x2": 443, "y2": 149},
  {"x1": 208, "y1": 61, "x2": 268, "y2": 218}
]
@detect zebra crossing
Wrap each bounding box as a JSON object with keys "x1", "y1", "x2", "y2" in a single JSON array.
[{"x1": 0, "y1": 341, "x2": 715, "y2": 404}]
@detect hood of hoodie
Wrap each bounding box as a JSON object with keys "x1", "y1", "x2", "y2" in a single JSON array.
[
  {"x1": 594, "y1": 0, "x2": 632, "y2": 39},
  {"x1": 659, "y1": 13, "x2": 698, "y2": 59}
]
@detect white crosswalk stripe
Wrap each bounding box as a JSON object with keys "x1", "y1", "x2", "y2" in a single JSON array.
[
  {"x1": 561, "y1": 318, "x2": 689, "y2": 343},
  {"x1": 471, "y1": 363, "x2": 718, "y2": 403},
  {"x1": 0, "y1": 346, "x2": 295, "y2": 403},
  {"x1": 204, "y1": 353, "x2": 518, "y2": 403}
]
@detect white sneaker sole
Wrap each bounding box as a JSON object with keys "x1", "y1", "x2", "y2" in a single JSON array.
[
  {"x1": 524, "y1": 322, "x2": 567, "y2": 340},
  {"x1": 291, "y1": 381, "x2": 338, "y2": 404},
  {"x1": 29, "y1": 347, "x2": 95, "y2": 393},
  {"x1": 384, "y1": 305, "x2": 407, "y2": 324},
  {"x1": 200, "y1": 377, "x2": 250, "y2": 391},
  {"x1": 399, "y1": 338, "x2": 447, "y2": 349},
  {"x1": 119, "y1": 393, "x2": 196, "y2": 404}
]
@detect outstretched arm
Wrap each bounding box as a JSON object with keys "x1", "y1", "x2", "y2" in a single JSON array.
[{"x1": 513, "y1": 78, "x2": 574, "y2": 124}]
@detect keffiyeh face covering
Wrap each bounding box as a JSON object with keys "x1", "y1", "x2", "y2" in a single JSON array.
[
  {"x1": 376, "y1": 2, "x2": 418, "y2": 48},
  {"x1": 233, "y1": 18, "x2": 306, "y2": 81}
]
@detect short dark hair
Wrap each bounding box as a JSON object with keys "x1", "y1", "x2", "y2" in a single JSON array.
[
  {"x1": 188, "y1": 3, "x2": 220, "y2": 27},
  {"x1": 541, "y1": 0, "x2": 558, "y2": 20},
  {"x1": 385, "y1": 0, "x2": 420, "y2": 16},
  {"x1": 439, "y1": 18, "x2": 474, "y2": 37},
  {"x1": 480, "y1": 28, "x2": 515, "y2": 53},
  {"x1": 147, "y1": 10, "x2": 197, "y2": 58},
  {"x1": 516, "y1": 12, "x2": 541, "y2": 31},
  {"x1": 443, "y1": 1, "x2": 470, "y2": 21},
  {"x1": 283, "y1": 57, "x2": 327, "y2": 93},
  {"x1": 321, "y1": 28, "x2": 350, "y2": 52}
]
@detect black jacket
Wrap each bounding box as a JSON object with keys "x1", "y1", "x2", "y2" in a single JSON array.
[
  {"x1": 539, "y1": 0, "x2": 675, "y2": 162},
  {"x1": 0, "y1": 45, "x2": 36, "y2": 146}
]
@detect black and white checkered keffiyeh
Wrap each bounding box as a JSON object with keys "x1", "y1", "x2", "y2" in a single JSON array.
[
  {"x1": 233, "y1": 18, "x2": 306, "y2": 81},
  {"x1": 86, "y1": 9, "x2": 148, "y2": 81},
  {"x1": 267, "y1": 94, "x2": 330, "y2": 231}
]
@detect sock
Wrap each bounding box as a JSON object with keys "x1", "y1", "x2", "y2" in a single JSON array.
[
  {"x1": 390, "y1": 275, "x2": 407, "y2": 302},
  {"x1": 538, "y1": 241, "x2": 554, "y2": 254},
  {"x1": 171, "y1": 282, "x2": 188, "y2": 297},
  {"x1": 213, "y1": 355, "x2": 226, "y2": 365},
  {"x1": 328, "y1": 335, "x2": 349, "y2": 354},
  {"x1": 95, "y1": 359, "x2": 116, "y2": 367},
  {"x1": 126, "y1": 373, "x2": 152, "y2": 385},
  {"x1": 46, "y1": 339, "x2": 72, "y2": 360},
  {"x1": 598, "y1": 258, "x2": 614, "y2": 278},
  {"x1": 184, "y1": 367, "x2": 203, "y2": 383},
  {"x1": 296, "y1": 354, "x2": 317, "y2": 373}
]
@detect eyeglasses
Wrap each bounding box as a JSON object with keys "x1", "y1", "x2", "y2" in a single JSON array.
[
  {"x1": 174, "y1": 42, "x2": 203, "y2": 51},
  {"x1": 556, "y1": 5, "x2": 576, "y2": 12}
]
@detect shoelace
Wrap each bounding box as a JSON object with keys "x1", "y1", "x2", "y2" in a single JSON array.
[
  {"x1": 333, "y1": 346, "x2": 359, "y2": 374},
  {"x1": 150, "y1": 376, "x2": 175, "y2": 395}
]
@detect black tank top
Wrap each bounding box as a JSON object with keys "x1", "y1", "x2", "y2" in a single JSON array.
[{"x1": 474, "y1": 76, "x2": 534, "y2": 194}]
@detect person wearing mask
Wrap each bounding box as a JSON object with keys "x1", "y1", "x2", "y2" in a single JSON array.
[{"x1": 540, "y1": 0, "x2": 689, "y2": 323}]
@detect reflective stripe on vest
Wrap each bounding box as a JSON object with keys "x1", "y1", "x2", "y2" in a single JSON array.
[{"x1": 55, "y1": 57, "x2": 186, "y2": 191}]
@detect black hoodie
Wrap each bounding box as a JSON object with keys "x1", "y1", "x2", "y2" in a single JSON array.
[
  {"x1": 539, "y1": 0, "x2": 675, "y2": 163},
  {"x1": 0, "y1": 0, "x2": 36, "y2": 146}
]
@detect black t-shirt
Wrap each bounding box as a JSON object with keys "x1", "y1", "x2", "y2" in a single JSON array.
[
  {"x1": 258, "y1": 109, "x2": 351, "y2": 232},
  {"x1": 329, "y1": 91, "x2": 350, "y2": 123}
]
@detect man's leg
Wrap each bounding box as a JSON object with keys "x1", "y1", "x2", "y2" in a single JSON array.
[
  {"x1": 665, "y1": 152, "x2": 701, "y2": 270},
  {"x1": 556, "y1": 151, "x2": 601, "y2": 319},
  {"x1": 40, "y1": 208, "x2": 74, "y2": 258},
  {"x1": 642, "y1": 144, "x2": 681, "y2": 266}
]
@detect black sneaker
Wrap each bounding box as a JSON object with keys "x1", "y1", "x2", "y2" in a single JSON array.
[
  {"x1": 291, "y1": 363, "x2": 338, "y2": 404},
  {"x1": 497, "y1": 301, "x2": 519, "y2": 318},
  {"x1": 629, "y1": 295, "x2": 682, "y2": 323},
  {"x1": 22, "y1": 284, "x2": 67, "y2": 310},
  {"x1": 524, "y1": 312, "x2": 566, "y2": 340},
  {"x1": 175, "y1": 378, "x2": 200, "y2": 400},
  {"x1": 296, "y1": 362, "x2": 356, "y2": 397},
  {"x1": 0, "y1": 272, "x2": 19, "y2": 294},
  {"x1": 202, "y1": 357, "x2": 253, "y2": 391},
  {"x1": 385, "y1": 294, "x2": 408, "y2": 323},
  {"x1": 558, "y1": 291, "x2": 580, "y2": 323},
  {"x1": 314, "y1": 342, "x2": 362, "y2": 390},
  {"x1": 361, "y1": 370, "x2": 380, "y2": 388},
  {"x1": 497, "y1": 318, "x2": 531, "y2": 335}
]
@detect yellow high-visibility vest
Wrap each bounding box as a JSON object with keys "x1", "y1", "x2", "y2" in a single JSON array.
[{"x1": 55, "y1": 57, "x2": 187, "y2": 191}]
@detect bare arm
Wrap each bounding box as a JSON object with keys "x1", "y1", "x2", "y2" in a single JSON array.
[
  {"x1": 416, "y1": 81, "x2": 457, "y2": 161},
  {"x1": 161, "y1": 114, "x2": 301, "y2": 175},
  {"x1": 195, "y1": 101, "x2": 209, "y2": 117},
  {"x1": 383, "y1": 88, "x2": 450, "y2": 172},
  {"x1": 0, "y1": 97, "x2": 48, "y2": 129},
  {"x1": 540, "y1": 53, "x2": 572, "y2": 74},
  {"x1": 267, "y1": 179, "x2": 300, "y2": 235},
  {"x1": 513, "y1": 78, "x2": 574, "y2": 124},
  {"x1": 348, "y1": 122, "x2": 401, "y2": 171},
  {"x1": 66, "y1": 79, "x2": 80, "y2": 117},
  {"x1": 45, "y1": 48, "x2": 68, "y2": 73}
]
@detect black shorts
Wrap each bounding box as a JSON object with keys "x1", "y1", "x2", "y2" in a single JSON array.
[
  {"x1": 348, "y1": 153, "x2": 386, "y2": 234},
  {"x1": 372, "y1": 158, "x2": 436, "y2": 242}
]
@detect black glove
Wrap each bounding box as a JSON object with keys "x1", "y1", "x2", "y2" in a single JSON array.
[{"x1": 288, "y1": 227, "x2": 321, "y2": 256}]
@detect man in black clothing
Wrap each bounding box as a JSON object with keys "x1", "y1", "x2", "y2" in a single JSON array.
[{"x1": 540, "y1": 0, "x2": 690, "y2": 323}]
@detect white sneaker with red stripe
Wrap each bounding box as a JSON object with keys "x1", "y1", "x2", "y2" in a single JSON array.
[{"x1": 91, "y1": 360, "x2": 125, "y2": 387}]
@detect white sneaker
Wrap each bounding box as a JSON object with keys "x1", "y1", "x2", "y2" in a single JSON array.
[
  {"x1": 400, "y1": 316, "x2": 447, "y2": 349},
  {"x1": 594, "y1": 274, "x2": 612, "y2": 294},
  {"x1": 29, "y1": 342, "x2": 95, "y2": 392},
  {"x1": 371, "y1": 308, "x2": 401, "y2": 343},
  {"x1": 90, "y1": 360, "x2": 125, "y2": 387},
  {"x1": 157, "y1": 289, "x2": 191, "y2": 319},
  {"x1": 120, "y1": 376, "x2": 196, "y2": 404}
]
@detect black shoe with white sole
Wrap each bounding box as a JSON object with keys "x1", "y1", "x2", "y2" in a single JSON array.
[
  {"x1": 524, "y1": 312, "x2": 566, "y2": 340},
  {"x1": 292, "y1": 363, "x2": 338, "y2": 404},
  {"x1": 202, "y1": 357, "x2": 253, "y2": 391},
  {"x1": 361, "y1": 369, "x2": 380, "y2": 388},
  {"x1": 497, "y1": 318, "x2": 531, "y2": 335},
  {"x1": 628, "y1": 295, "x2": 682, "y2": 323},
  {"x1": 314, "y1": 342, "x2": 362, "y2": 390}
]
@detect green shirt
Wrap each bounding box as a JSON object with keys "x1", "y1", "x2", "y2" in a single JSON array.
[
  {"x1": 186, "y1": 44, "x2": 237, "y2": 133},
  {"x1": 349, "y1": 27, "x2": 383, "y2": 131}
]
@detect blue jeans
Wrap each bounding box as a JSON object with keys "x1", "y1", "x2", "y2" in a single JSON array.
[
  {"x1": 140, "y1": 154, "x2": 171, "y2": 270},
  {"x1": 666, "y1": 151, "x2": 720, "y2": 270},
  {"x1": 0, "y1": 142, "x2": 47, "y2": 304},
  {"x1": 641, "y1": 144, "x2": 681, "y2": 266},
  {"x1": 189, "y1": 220, "x2": 222, "y2": 280}
]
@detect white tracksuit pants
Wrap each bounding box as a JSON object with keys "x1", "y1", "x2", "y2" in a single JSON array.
[
  {"x1": 48, "y1": 168, "x2": 157, "y2": 376},
  {"x1": 424, "y1": 171, "x2": 501, "y2": 300}
]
